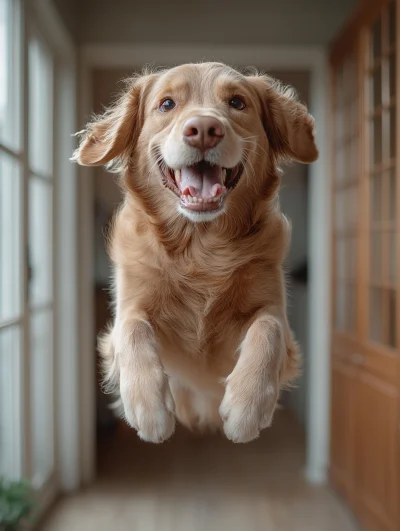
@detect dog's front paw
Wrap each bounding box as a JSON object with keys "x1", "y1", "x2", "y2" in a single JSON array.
[
  {"x1": 119, "y1": 365, "x2": 175, "y2": 443},
  {"x1": 219, "y1": 374, "x2": 279, "y2": 443}
]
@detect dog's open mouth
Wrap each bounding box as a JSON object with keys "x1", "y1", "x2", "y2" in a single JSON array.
[{"x1": 159, "y1": 160, "x2": 244, "y2": 213}]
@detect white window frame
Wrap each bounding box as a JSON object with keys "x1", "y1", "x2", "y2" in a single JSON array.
[
  {"x1": 0, "y1": 0, "x2": 79, "y2": 515},
  {"x1": 0, "y1": 0, "x2": 25, "y2": 482}
]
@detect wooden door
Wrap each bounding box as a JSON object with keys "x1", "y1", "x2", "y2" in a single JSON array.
[
  {"x1": 330, "y1": 1, "x2": 400, "y2": 531},
  {"x1": 330, "y1": 49, "x2": 361, "y2": 502}
]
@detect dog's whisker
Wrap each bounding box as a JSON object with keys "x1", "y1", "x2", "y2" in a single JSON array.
[
  {"x1": 241, "y1": 150, "x2": 257, "y2": 190},
  {"x1": 146, "y1": 152, "x2": 165, "y2": 187},
  {"x1": 242, "y1": 139, "x2": 269, "y2": 158}
]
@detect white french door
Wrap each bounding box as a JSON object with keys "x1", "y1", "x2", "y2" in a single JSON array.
[
  {"x1": 0, "y1": 0, "x2": 60, "y2": 507},
  {"x1": 27, "y1": 26, "x2": 56, "y2": 495}
]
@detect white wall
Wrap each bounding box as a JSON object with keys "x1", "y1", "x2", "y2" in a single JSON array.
[
  {"x1": 51, "y1": 0, "x2": 78, "y2": 41},
  {"x1": 91, "y1": 69, "x2": 128, "y2": 285},
  {"x1": 271, "y1": 71, "x2": 310, "y2": 427},
  {"x1": 280, "y1": 165, "x2": 309, "y2": 425}
]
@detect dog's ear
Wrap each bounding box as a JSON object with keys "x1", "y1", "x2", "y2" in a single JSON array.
[
  {"x1": 72, "y1": 72, "x2": 157, "y2": 167},
  {"x1": 248, "y1": 74, "x2": 318, "y2": 164}
]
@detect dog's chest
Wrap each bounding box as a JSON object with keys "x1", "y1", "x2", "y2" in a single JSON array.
[{"x1": 150, "y1": 251, "x2": 266, "y2": 353}]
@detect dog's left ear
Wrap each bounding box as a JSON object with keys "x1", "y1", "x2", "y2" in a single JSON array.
[
  {"x1": 248, "y1": 74, "x2": 318, "y2": 164},
  {"x1": 72, "y1": 72, "x2": 157, "y2": 167}
]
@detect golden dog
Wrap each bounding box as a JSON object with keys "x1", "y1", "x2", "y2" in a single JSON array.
[{"x1": 74, "y1": 62, "x2": 318, "y2": 443}]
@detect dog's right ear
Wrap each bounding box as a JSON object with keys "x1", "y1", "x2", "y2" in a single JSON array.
[
  {"x1": 72, "y1": 72, "x2": 157, "y2": 167},
  {"x1": 247, "y1": 74, "x2": 318, "y2": 164}
]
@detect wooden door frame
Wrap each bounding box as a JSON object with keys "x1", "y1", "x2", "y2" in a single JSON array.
[
  {"x1": 329, "y1": 1, "x2": 400, "y2": 528},
  {"x1": 78, "y1": 43, "x2": 331, "y2": 485}
]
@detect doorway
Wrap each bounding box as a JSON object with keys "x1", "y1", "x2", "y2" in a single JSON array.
[{"x1": 78, "y1": 45, "x2": 330, "y2": 490}]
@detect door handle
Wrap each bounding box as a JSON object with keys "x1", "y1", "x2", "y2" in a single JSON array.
[{"x1": 350, "y1": 353, "x2": 365, "y2": 365}]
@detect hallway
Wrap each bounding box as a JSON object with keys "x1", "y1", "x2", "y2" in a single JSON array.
[{"x1": 42, "y1": 411, "x2": 360, "y2": 531}]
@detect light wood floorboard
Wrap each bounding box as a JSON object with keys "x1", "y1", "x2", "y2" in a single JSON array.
[{"x1": 41, "y1": 410, "x2": 361, "y2": 531}]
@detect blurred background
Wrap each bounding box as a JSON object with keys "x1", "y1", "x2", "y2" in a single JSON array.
[{"x1": 0, "y1": 1, "x2": 398, "y2": 530}]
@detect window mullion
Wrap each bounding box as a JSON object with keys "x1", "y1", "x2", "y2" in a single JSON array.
[{"x1": 20, "y1": 0, "x2": 32, "y2": 481}]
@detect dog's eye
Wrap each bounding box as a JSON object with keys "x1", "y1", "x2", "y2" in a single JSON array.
[
  {"x1": 229, "y1": 97, "x2": 246, "y2": 110},
  {"x1": 159, "y1": 98, "x2": 176, "y2": 112}
]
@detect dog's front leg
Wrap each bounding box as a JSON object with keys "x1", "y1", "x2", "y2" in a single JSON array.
[
  {"x1": 219, "y1": 312, "x2": 285, "y2": 443},
  {"x1": 114, "y1": 318, "x2": 175, "y2": 443}
]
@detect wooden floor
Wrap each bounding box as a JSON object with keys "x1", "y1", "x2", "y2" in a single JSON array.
[{"x1": 41, "y1": 410, "x2": 361, "y2": 531}]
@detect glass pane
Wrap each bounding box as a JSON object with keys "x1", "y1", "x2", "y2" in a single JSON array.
[
  {"x1": 389, "y1": 106, "x2": 396, "y2": 159},
  {"x1": 336, "y1": 107, "x2": 343, "y2": 142},
  {"x1": 350, "y1": 101, "x2": 358, "y2": 137},
  {"x1": 372, "y1": 18, "x2": 382, "y2": 62},
  {"x1": 347, "y1": 140, "x2": 353, "y2": 181},
  {"x1": 389, "y1": 53, "x2": 396, "y2": 101},
  {"x1": 29, "y1": 35, "x2": 53, "y2": 177},
  {"x1": 370, "y1": 173, "x2": 382, "y2": 222},
  {"x1": 335, "y1": 191, "x2": 344, "y2": 231},
  {"x1": 344, "y1": 144, "x2": 350, "y2": 181},
  {"x1": 370, "y1": 232, "x2": 382, "y2": 280},
  {"x1": 336, "y1": 239, "x2": 346, "y2": 280},
  {"x1": 389, "y1": 230, "x2": 396, "y2": 285},
  {"x1": 30, "y1": 309, "x2": 53, "y2": 487},
  {"x1": 29, "y1": 177, "x2": 52, "y2": 307},
  {"x1": 347, "y1": 185, "x2": 358, "y2": 229},
  {"x1": 348, "y1": 236, "x2": 356, "y2": 278},
  {"x1": 335, "y1": 68, "x2": 344, "y2": 109},
  {"x1": 389, "y1": 168, "x2": 396, "y2": 221},
  {"x1": 388, "y1": 289, "x2": 396, "y2": 348},
  {"x1": 336, "y1": 147, "x2": 344, "y2": 181},
  {"x1": 372, "y1": 65, "x2": 382, "y2": 109},
  {"x1": 0, "y1": 0, "x2": 20, "y2": 150},
  {"x1": 389, "y1": 1, "x2": 396, "y2": 47},
  {"x1": 370, "y1": 287, "x2": 383, "y2": 342},
  {"x1": 0, "y1": 326, "x2": 21, "y2": 478},
  {"x1": 347, "y1": 282, "x2": 355, "y2": 331},
  {"x1": 371, "y1": 114, "x2": 383, "y2": 166},
  {"x1": 350, "y1": 137, "x2": 358, "y2": 181},
  {"x1": 0, "y1": 153, "x2": 21, "y2": 323},
  {"x1": 336, "y1": 283, "x2": 346, "y2": 330}
]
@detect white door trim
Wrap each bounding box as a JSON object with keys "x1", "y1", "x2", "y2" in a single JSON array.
[
  {"x1": 79, "y1": 43, "x2": 331, "y2": 485},
  {"x1": 30, "y1": 0, "x2": 81, "y2": 493}
]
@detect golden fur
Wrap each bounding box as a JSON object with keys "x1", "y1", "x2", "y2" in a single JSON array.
[{"x1": 74, "y1": 62, "x2": 318, "y2": 443}]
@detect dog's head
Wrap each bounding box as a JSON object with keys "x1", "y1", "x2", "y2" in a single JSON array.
[{"x1": 74, "y1": 63, "x2": 318, "y2": 223}]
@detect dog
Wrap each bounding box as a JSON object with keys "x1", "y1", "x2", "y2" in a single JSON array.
[{"x1": 73, "y1": 62, "x2": 318, "y2": 443}]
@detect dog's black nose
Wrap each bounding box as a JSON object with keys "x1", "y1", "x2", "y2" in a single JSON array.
[{"x1": 183, "y1": 116, "x2": 225, "y2": 151}]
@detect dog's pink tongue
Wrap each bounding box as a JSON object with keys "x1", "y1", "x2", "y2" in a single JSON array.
[{"x1": 179, "y1": 164, "x2": 225, "y2": 198}]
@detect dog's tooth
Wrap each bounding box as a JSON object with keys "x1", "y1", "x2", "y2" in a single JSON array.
[
  {"x1": 198, "y1": 198, "x2": 203, "y2": 203},
  {"x1": 222, "y1": 168, "x2": 227, "y2": 184},
  {"x1": 193, "y1": 197, "x2": 198, "y2": 203},
  {"x1": 174, "y1": 169, "x2": 181, "y2": 182}
]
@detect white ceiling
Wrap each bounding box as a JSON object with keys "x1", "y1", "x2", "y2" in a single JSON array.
[{"x1": 53, "y1": 0, "x2": 358, "y2": 47}]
